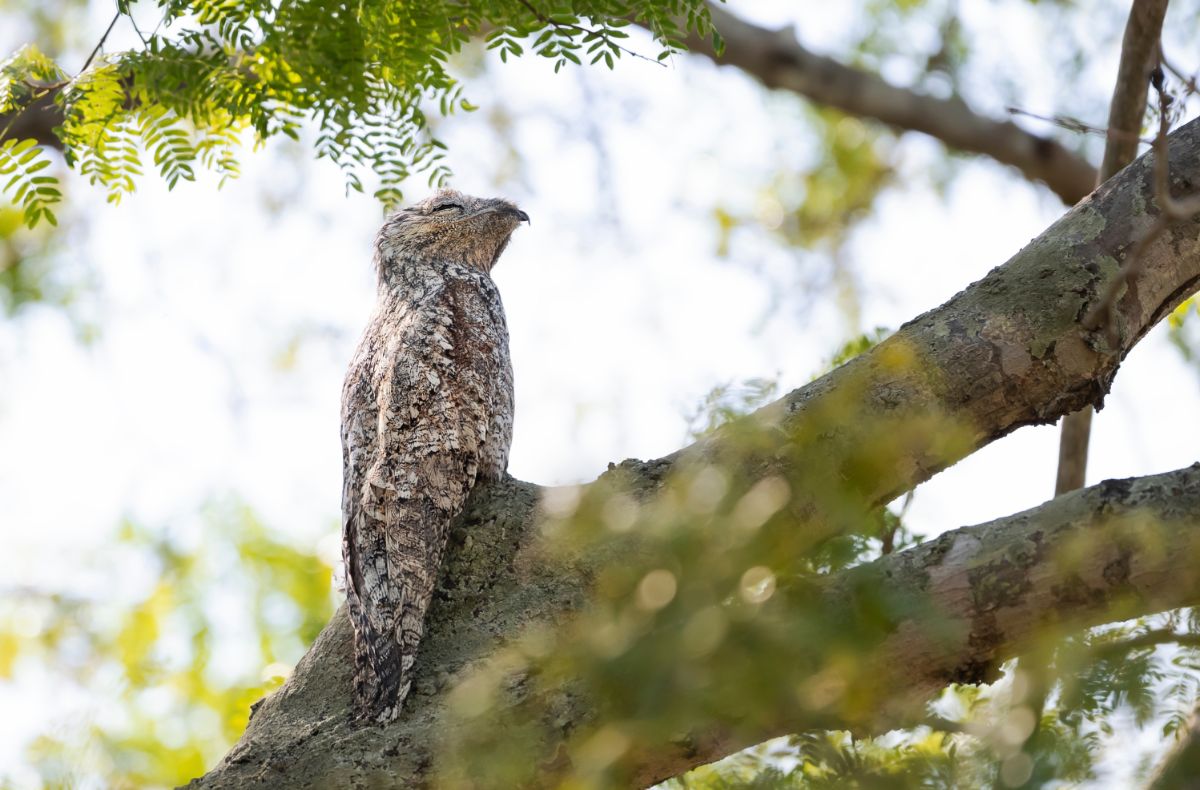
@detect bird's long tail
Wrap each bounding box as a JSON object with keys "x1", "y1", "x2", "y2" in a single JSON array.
[{"x1": 344, "y1": 498, "x2": 450, "y2": 723}]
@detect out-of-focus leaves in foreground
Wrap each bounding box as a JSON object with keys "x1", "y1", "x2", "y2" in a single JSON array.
[
  {"x1": 0, "y1": 501, "x2": 335, "y2": 788},
  {"x1": 1168, "y1": 297, "x2": 1200, "y2": 377},
  {"x1": 430, "y1": 334, "x2": 1200, "y2": 789}
]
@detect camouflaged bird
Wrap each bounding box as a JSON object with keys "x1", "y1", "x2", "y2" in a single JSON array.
[{"x1": 341, "y1": 188, "x2": 527, "y2": 722}]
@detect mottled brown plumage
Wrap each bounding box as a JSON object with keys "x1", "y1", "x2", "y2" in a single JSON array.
[{"x1": 341, "y1": 188, "x2": 527, "y2": 722}]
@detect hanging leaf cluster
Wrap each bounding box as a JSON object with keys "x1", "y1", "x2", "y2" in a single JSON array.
[{"x1": 0, "y1": 0, "x2": 719, "y2": 225}]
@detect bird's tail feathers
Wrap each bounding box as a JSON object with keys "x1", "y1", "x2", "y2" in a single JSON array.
[{"x1": 346, "y1": 502, "x2": 448, "y2": 724}]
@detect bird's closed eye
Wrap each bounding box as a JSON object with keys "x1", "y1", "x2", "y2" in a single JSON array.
[{"x1": 432, "y1": 203, "x2": 462, "y2": 213}]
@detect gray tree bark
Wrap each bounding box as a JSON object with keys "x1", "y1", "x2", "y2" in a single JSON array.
[{"x1": 187, "y1": 118, "x2": 1200, "y2": 788}]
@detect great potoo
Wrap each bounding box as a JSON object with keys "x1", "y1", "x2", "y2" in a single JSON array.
[{"x1": 341, "y1": 188, "x2": 528, "y2": 722}]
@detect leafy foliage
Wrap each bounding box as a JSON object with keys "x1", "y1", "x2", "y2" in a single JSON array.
[
  {"x1": 0, "y1": 137, "x2": 60, "y2": 226},
  {"x1": 0, "y1": 501, "x2": 335, "y2": 788},
  {"x1": 1168, "y1": 297, "x2": 1200, "y2": 374},
  {"x1": 429, "y1": 332, "x2": 1200, "y2": 788},
  {"x1": 0, "y1": 204, "x2": 72, "y2": 314},
  {"x1": 711, "y1": 109, "x2": 897, "y2": 262},
  {"x1": 0, "y1": 0, "x2": 717, "y2": 222},
  {"x1": 0, "y1": 46, "x2": 67, "y2": 226},
  {"x1": 684, "y1": 377, "x2": 779, "y2": 439}
]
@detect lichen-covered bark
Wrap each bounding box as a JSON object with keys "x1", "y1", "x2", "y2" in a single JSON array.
[
  {"x1": 687, "y1": 116, "x2": 1200, "y2": 512},
  {"x1": 190, "y1": 120, "x2": 1200, "y2": 788},
  {"x1": 192, "y1": 464, "x2": 1200, "y2": 789},
  {"x1": 846, "y1": 464, "x2": 1200, "y2": 728}
]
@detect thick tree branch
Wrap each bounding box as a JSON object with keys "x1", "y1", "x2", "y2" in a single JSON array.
[
  {"x1": 1056, "y1": 0, "x2": 1169, "y2": 498},
  {"x1": 667, "y1": 3, "x2": 1098, "y2": 206},
  {"x1": 189, "y1": 462, "x2": 1200, "y2": 789},
  {"x1": 0, "y1": 90, "x2": 63, "y2": 148},
  {"x1": 189, "y1": 118, "x2": 1200, "y2": 788}
]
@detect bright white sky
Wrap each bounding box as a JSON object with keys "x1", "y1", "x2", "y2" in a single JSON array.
[{"x1": 1, "y1": 0, "x2": 1199, "y2": 786}]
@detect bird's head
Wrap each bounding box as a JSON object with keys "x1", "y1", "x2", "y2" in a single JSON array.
[{"x1": 374, "y1": 188, "x2": 530, "y2": 277}]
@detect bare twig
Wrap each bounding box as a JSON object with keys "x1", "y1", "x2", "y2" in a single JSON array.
[
  {"x1": 1005, "y1": 106, "x2": 1151, "y2": 144},
  {"x1": 1160, "y1": 52, "x2": 1200, "y2": 98},
  {"x1": 1054, "y1": 408, "x2": 1093, "y2": 496},
  {"x1": 127, "y1": 6, "x2": 150, "y2": 47},
  {"x1": 664, "y1": 2, "x2": 1098, "y2": 205},
  {"x1": 879, "y1": 490, "x2": 913, "y2": 556},
  {"x1": 513, "y1": 0, "x2": 665, "y2": 67},
  {"x1": 79, "y1": 8, "x2": 122, "y2": 75}
]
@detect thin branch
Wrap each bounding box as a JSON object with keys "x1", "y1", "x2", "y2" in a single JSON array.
[
  {"x1": 513, "y1": 0, "x2": 665, "y2": 67},
  {"x1": 662, "y1": 2, "x2": 1098, "y2": 205},
  {"x1": 1005, "y1": 106, "x2": 1151, "y2": 145},
  {"x1": 6, "y1": 3, "x2": 140, "y2": 147},
  {"x1": 80, "y1": 8, "x2": 122, "y2": 75},
  {"x1": 1100, "y1": 0, "x2": 1171, "y2": 179},
  {"x1": 1055, "y1": 407, "x2": 1093, "y2": 496},
  {"x1": 1160, "y1": 52, "x2": 1200, "y2": 99},
  {"x1": 127, "y1": 7, "x2": 150, "y2": 47}
]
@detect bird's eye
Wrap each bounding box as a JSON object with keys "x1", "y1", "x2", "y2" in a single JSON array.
[{"x1": 432, "y1": 203, "x2": 462, "y2": 213}]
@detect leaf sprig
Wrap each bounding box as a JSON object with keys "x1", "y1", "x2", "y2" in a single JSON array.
[{"x1": 0, "y1": 0, "x2": 718, "y2": 225}]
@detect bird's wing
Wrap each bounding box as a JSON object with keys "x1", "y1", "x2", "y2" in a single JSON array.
[{"x1": 342, "y1": 277, "x2": 503, "y2": 720}]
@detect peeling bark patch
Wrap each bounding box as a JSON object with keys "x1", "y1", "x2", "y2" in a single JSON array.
[
  {"x1": 1052, "y1": 333, "x2": 1097, "y2": 379},
  {"x1": 997, "y1": 343, "x2": 1032, "y2": 378}
]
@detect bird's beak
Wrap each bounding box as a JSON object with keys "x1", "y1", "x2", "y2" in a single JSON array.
[{"x1": 479, "y1": 203, "x2": 530, "y2": 225}]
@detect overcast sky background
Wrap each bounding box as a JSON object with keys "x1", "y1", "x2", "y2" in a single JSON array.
[{"x1": 1, "y1": 0, "x2": 1199, "y2": 786}]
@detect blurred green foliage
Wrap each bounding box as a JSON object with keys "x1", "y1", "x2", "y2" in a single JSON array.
[
  {"x1": 429, "y1": 334, "x2": 1200, "y2": 789},
  {"x1": 711, "y1": 109, "x2": 897, "y2": 265},
  {"x1": 1168, "y1": 297, "x2": 1199, "y2": 375},
  {"x1": 0, "y1": 205, "x2": 65, "y2": 314},
  {"x1": 0, "y1": 501, "x2": 335, "y2": 788},
  {"x1": 0, "y1": 0, "x2": 717, "y2": 226},
  {"x1": 435, "y1": 468, "x2": 1200, "y2": 788}
]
